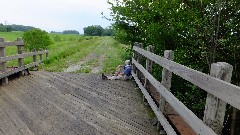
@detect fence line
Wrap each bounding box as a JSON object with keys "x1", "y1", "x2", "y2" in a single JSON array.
[
  {"x1": 132, "y1": 43, "x2": 240, "y2": 135},
  {"x1": 0, "y1": 37, "x2": 48, "y2": 85}
]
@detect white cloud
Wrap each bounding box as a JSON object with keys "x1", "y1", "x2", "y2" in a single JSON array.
[{"x1": 0, "y1": 0, "x2": 112, "y2": 33}]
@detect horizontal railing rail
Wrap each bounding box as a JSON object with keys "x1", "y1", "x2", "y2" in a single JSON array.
[
  {"x1": 0, "y1": 50, "x2": 48, "y2": 63},
  {"x1": 0, "y1": 40, "x2": 24, "y2": 47},
  {"x1": 133, "y1": 46, "x2": 240, "y2": 110}
]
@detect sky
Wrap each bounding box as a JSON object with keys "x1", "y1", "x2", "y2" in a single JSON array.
[{"x1": 0, "y1": 0, "x2": 112, "y2": 34}]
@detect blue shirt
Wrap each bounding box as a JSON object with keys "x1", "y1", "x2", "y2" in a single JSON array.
[{"x1": 123, "y1": 65, "x2": 132, "y2": 76}]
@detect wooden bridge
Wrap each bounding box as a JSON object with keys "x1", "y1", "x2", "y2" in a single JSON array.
[
  {"x1": 0, "y1": 71, "x2": 158, "y2": 135},
  {"x1": 0, "y1": 38, "x2": 240, "y2": 135},
  {"x1": 0, "y1": 38, "x2": 158, "y2": 135}
]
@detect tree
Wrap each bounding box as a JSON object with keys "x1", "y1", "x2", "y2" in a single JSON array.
[
  {"x1": 22, "y1": 29, "x2": 53, "y2": 51},
  {"x1": 107, "y1": 0, "x2": 240, "y2": 134},
  {"x1": 10, "y1": 24, "x2": 36, "y2": 31},
  {"x1": 103, "y1": 26, "x2": 115, "y2": 36},
  {"x1": 83, "y1": 25, "x2": 104, "y2": 36}
]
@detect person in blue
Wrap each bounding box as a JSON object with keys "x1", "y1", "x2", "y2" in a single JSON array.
[{"x1": 102, "y1": 60, "x2": 132, "y2": 80}]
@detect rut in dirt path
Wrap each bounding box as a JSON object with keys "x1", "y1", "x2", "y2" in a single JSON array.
[{"x1": 63, "y1": 39, "x2": 108, "y2": 73}]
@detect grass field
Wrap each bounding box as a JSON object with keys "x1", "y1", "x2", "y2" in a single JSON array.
[{"x1": 0, "y1": 32, "x2": 130, "y2": 74}]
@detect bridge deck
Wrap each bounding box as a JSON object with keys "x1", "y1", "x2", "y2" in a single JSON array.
[{"x1": 0, "y1": 71, "x2": 158, "y2": 135}]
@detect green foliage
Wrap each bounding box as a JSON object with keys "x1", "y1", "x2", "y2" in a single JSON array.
[
  {"x1": 0, "y1": 23, "x2": 11, "y2": 32},
  {"x1": 83, "y1": 25, "x2": 115, "y2": 36},
  {"x1": 9, "y1": 24, "x2": 36, "y2": 31},
  {"x1": 84, "y1": 25, "x2": 104, "y2": 36},
  {"x1": 103, "y1": 26, "x2": 115, "y2": 36},
  {"x1": 22, "y1": 29, "x2": 53, "y2": 51},
  {"x1": 53, "y1": 35, "x2": 62, "y2": 42},
  {"x1": 108, "y1": 0, "x2": 240, "y2": 132}
]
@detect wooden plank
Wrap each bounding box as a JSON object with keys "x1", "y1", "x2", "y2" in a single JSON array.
[
  {"x1": 0, "y1": 60, "x2": 43, "y2": 79},
  {"x1": 132, "y1": 58, "x2": 217, "y2": 135},
  {"x1": 0, "y1": 41, "x2": 24, "y2": 47},
  {"x1": 0, "y1": 106, "x2": 22, "y2": 135},
  {"x1": 132, "y1": 72, "x2": 177, "y2": 135},
  {"x1": 0, "y1": 96, "x2": 35, "y2": 135},
  {"x1": 133, "y1": 46, "x2": 240, "y2": 110},
  {"x1": 203, "y1": 62, "x2": 232, "y2": 134}
]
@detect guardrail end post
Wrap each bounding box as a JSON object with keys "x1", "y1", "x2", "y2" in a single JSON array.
[
  {"x1": 0, "y1": 38, "x2": 8, "y2": 85},
  {"x1": 203, "y1": 62, "x2": 233, "y2": 134}
]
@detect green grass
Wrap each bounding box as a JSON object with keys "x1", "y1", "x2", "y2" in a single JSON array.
[
  {"x1": 102, "y1": 38, "x2": 131, "y2": 74},
  {"x1": 0, "y1": 32, "x2": 129, "y2": 73}
]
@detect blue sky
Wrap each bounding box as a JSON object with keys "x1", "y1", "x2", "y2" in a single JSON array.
[{"x1": 0, "y1": 0, "x2": 112, "y2": 34}]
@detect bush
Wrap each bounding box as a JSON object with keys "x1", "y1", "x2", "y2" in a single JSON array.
[{"x1": 23, "y1": 29, "x2": 53, "y2": 51}]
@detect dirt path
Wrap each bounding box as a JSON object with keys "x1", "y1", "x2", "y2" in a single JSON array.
[{"x1": 63, "y1": 39, "x2": 108, "y2": 73}]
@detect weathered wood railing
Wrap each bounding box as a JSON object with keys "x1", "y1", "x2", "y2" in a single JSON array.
[
  {"x1": 132, "y1": 43, "x2": 240, "y2": 135},
  {"x1": 0, "y1": 37, "x2": 48, "y2": 85}
]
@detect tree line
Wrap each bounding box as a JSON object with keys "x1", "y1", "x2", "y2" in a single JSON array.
[
  {"x1": 107, "y1": 0, "x2": 240, "y2": 134},
  {"x1": 51, "y1": 30, "x2": 80, "y2": 34},
  {"x1": 83, "y1": 25, "x2": 114, "y2": 36},
  {"x1": 0, "y1": 24, "x2": 36, "y2": 32}
]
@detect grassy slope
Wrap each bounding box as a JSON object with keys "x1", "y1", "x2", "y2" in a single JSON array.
[{"x1": 0, "y1": 32, "x2": 128, "y2": 73}]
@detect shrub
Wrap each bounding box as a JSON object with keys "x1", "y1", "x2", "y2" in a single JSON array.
[{"x1": 23, "y1": 29, "x2": 53, "y2": 51}]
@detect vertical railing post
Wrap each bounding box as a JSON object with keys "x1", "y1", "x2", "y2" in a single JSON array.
[
  {"x1": 32, "y1": 49, "x2": 38, "y2": 71},
  {"x1": 39, "y1": 48, "x2": 43, "y2": 61},
  {"x1": 159, "y1": 50, "x2": 174, "y2": 112},
  {"x1": 158, "y1": 50, "x2": 173, "y2": 133},
  {"x1": 0, "y1": 38, "x2": 8, "y2": 85},
  {"x1": 203, "y1": 62, "x2": 233, "y2": 135},
  {"x1": 136, "y1": 43, "x2": 143, "y2": 80},
  {"x1": 143, "y1": 45, "x2": 154, "y2": 103},
  {"x1": 133, "y1": 42, "x2": 138, "y2": 74},
  {"x1": 17, "y1": 37, "x2": 24, "y2": 76}
]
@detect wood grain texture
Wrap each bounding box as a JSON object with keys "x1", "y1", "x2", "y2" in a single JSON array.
[
  {"x1": 132, "y1": 72, "x2": 177, "y2": 135},
  {"x1": 0, "y1": 38, "x2": 8, "y2": 84},
  {"x1": 17, "y1": 37, "x2": 24, "y2": 76},
  {"x1": 0, "y1": 60, "x2": 43, "y2": 79},
  {"x1": 39, "y1": 48, "x2": 43, "y2": 61},
  {"x1": 0, "y1": 41, "x2": 24, "y2": 47},
  {"x1": 132, "y1": 58, "x2": 216, "y2": 135},
  {"x1": 0, "y1": 71, "x2": 159, "y2": 135},
  {"x1": 0, "y1": 51, "x2": 47, "y2": 63},
  {"x1": 203, "y1": 62, "x2": 233, "y2": 135},
  {"x1": 133, "y1": 46, "x2": 240, "y2": 110},
  {"x1": 159, "y1": 50, "x2": 174, "y2": 113},
  {"x1": 143, "y1": 45, "x2": 154, "y2": 102}
]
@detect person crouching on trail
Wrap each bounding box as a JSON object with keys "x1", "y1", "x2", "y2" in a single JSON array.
[{"x1": 102, "y1": 60, "x2": 132, "y2": 80}]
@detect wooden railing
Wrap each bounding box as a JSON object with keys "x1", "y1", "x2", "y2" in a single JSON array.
[
  {"x1": 0, "y1": 37, "x2": 48, "y2": 85},
  {"x1": 132, "y1": 43, "x2": 240, "y2": 135}
]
